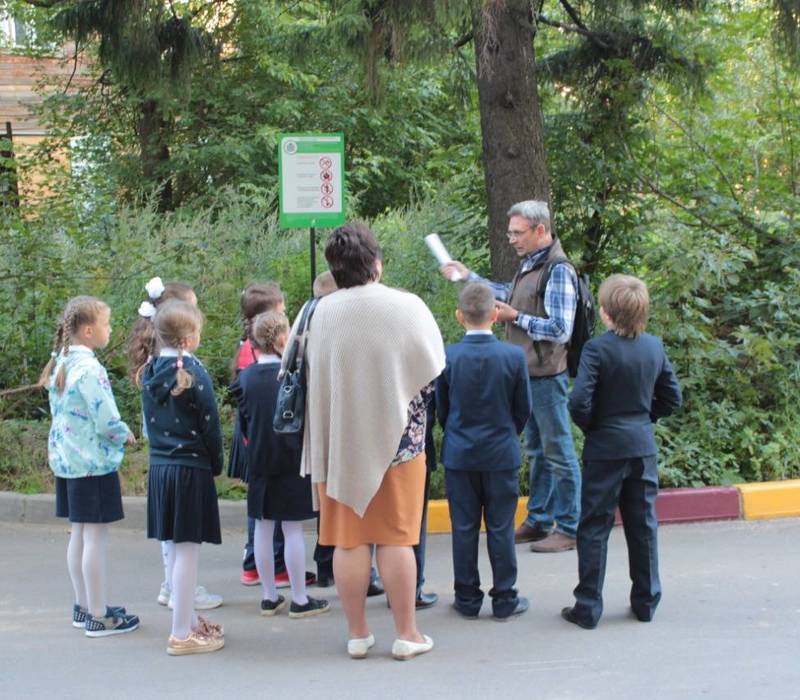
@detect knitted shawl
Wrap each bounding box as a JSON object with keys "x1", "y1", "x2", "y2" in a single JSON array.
[{"x1": 297, "y1": 282, "x2": 445, "y2": 516}]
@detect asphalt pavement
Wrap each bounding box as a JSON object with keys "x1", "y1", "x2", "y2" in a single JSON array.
[{"x1": 1, "y1": 518, "x2": 799, "y2": 699}]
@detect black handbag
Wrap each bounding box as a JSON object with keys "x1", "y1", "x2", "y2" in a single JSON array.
[{"x1": 273, "y1": 298, "x2": 319, "y2": 435}]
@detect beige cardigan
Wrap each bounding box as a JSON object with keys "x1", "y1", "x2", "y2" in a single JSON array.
[{"x1": 295, "y1": 283, "x2": 445, "y2": 517}]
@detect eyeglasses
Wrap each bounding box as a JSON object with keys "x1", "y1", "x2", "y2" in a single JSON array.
[{"x1": 506, "y1": 228, "x2": 532, "y2": 241}]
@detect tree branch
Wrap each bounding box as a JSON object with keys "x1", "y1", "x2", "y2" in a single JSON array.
[
  {"x1": 558, "y1": 0, "x2": 588, "y2": 31},
  {"x1": 537, "y1": 15, "x2": 610, "y2": 49},
  {"x1": 454, "y1": 30, "x2": 473, "y2": 48}
]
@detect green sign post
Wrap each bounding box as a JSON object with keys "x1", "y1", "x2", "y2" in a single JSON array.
[{"x1": 278, "y1": 133, "x2": 346, "y2": 295}]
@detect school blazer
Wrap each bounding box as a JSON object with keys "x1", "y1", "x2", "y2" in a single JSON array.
[
  {"x1": 436, "y1": 334, "x2": 532, "y2": 471},
  {"x1": 568, "y1": 331, "x2": 683, "y2": 461}
]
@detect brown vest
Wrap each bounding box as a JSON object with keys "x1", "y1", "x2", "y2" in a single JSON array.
[{"x1": 505, "y1": 239, "x2": 570, "y2": 377}]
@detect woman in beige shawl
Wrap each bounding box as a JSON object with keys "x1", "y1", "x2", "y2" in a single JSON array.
[{"x1": 299, "y1": 222, "x2": 445, "y2": 660}]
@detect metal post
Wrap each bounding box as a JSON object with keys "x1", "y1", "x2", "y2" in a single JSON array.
[{"x1": 310, "y1": 226, "x2": 317, "y2": 298}]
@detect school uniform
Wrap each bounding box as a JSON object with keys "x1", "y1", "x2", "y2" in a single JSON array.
[
  {"x1": 568, "y1": 330, "x2": 682, "y2": 625},
  {"x1": 143, "y1": 350, "x2": 224, "y2": 545},
  {"x1": 48, "y1": 345, "x2": 130, "y2": 523},
  {"x1": 230, "y1": 356, "x2": 314, "y2": 522},
  {"x1": 436, "y1": 331, "x2": 532, "y2": 617}
]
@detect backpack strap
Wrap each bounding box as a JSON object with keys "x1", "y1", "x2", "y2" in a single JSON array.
[{"x1": 532, "y1": 256, "x2": 576, "y2": 362}]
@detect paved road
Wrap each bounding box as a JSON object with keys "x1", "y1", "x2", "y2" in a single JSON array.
[{"x1": 1, "y1": 518, "x2": 799, "y2": 699}]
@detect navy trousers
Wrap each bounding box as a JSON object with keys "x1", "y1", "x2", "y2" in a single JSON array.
[
  {"x1": 445, "y1": 468, "x2": 519, "y2": 617},
  {"x1": 414, "y1": 468, "x2": 431, "y2": 595},
  {"x1": 572, "y1": 456, "x2": 661, "y2": 625}
]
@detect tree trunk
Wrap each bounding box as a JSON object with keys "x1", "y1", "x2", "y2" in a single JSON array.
[
  {"x1": 473, "y1": 0, "x2": 551, "y2": 280},
  {"x1": 138, "y1": 99, "x2": 174, "y2": 212}
]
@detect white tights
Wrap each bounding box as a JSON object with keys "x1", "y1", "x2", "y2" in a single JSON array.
[
  {"x1": 67, "y1": 523, "x2": 109, "y2": 618},
  {"x1": 160, "y1": 540, "x2": 174, "y2": 588},
  {"x1": 254, "y1": 519, "x2": 308, "y2": 605},
  {"x1": 170, "y1": 542, "x2": 200, "y2": 639}
]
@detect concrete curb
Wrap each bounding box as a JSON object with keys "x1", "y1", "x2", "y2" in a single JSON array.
[
  {"x1": 0, "y1": 491, "x2": 249, "y2": 531},
  {"x1": 3, "y1": 478, "x2": 800, "y2": 532}
]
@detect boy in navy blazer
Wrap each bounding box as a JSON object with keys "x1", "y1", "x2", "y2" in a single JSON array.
[
  {"x1": 562, "y1": 274, "x2": 682, "y2": 629},
  {"x1": 437, "y1": 283, "x2": 532, "y2": 619}
]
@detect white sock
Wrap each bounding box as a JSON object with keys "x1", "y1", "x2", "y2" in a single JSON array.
[
  {"x1": 171, "y1": 542, "x2": 200, "y2": 639},
  {"x1": 66, "y1": 524, "x2": 87, "y2": 609},
  {"x1": 161, "y1": 540, "x2": 174, "y2": 589},
  {"x1": 254, "y1": 519, "x2": 277, "y2": 602},
  {"x1": 82, "y1": 523, "x2": 109, "y2": 618},
  {"x1": 282, "y1": 521, "x2": 308, "y2": 605}
]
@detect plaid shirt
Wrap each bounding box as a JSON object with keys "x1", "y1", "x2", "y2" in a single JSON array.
[{"x1": 468, "y1": 245, "x2": 577, "y2": 345}]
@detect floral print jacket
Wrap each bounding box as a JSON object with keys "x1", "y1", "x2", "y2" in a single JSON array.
[{"x1": 47, "y1": 346, "x2": 130, "y2": 478}]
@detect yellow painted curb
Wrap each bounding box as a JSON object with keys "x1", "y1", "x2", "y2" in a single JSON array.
[
  {"x1": 736, "y1": 480, "x2": 800, "y2": 520},
  {"x1": 427, "y1": 497, "x2": 529, "y2": 534}
]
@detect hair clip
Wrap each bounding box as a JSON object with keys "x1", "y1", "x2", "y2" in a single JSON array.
[
  {"x1": 138, "y1": 301, "x2": 157, "y2": 318},
  {"x1": 145, "y1": 276, "x2": 165, "y2": 300},
  {"x1": 176, "y1": 358, "x2": 184, "y2": 369}
]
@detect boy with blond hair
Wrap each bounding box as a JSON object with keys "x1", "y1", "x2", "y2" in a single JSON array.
[{"x1": 562, "y1": 274, "x2": 682, "y2": 629}]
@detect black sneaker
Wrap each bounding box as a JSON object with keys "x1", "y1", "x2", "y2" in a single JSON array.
[
  {"x1": 288, "y1": 596, "x2": 330, "y2": 619},
  {"x1": 260, "y1": 595, "x2": 287, "y2": 617},
  {"x1": 73, "y1": 604, "x2": 126, "y2": 629},
  {"x1": 85, "y1": 611, "x2": 140, "y2": 637}
]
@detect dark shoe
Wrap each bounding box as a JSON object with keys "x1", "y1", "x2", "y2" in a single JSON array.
[
  {"x1": 561, "y1": 606, "x2": 597, "y2": 629},
  {"x1": 416, "y1": 591, "x2": 438, "y2": 609},
  {"x1": 529, "y1": 532, "x2": 576, "y2": 553},
  {"x1": 631, "y1": 607, "x2": 654, "y2": 622},
  {"x1": 367, "y1": 580, "x2": 384, "y2": 597},
  {"x1": 289, "y1": 596, "x2": 331, "y2": 619},
  {"x1": 85, "y1": 611, "x2": 140, "y2": 637},
  {"x1": 493, "y1": 596, "x2": 529, "y2": 621},
  {"x1": 316, "y1": 574, "x2": 335, "y2": 588},
  {"x1": 260, "y1": 595, "x2": 287, "y2": 617},
  {"x1": 514, "y1": 522, "x2": 551, "y2": 544},
  {"x1": 452, "y1": 602, "x2": 480, "y2": 619}
]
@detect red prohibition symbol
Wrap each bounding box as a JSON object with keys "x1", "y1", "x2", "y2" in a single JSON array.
[
  {"x1": 320, "y1": 170, "x2": 333, "y2": 181},
  {"x1": 321, "y1": 183, "x2": 334, "y2": 194},
  {"x1": 319, "y1": 157, "x2": 332, "y2": 169},
  {"x1": 321, "y1": 196, "x2": 334, "y2": 208}
]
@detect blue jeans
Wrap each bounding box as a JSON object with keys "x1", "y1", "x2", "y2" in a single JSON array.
[{"x1": 524, "y1": 372, "x2": 581, "y2": 538}]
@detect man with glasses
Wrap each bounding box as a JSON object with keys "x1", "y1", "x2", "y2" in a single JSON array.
[{"x1": 441, "y1": 200, "x2": 581, "y2": 553}]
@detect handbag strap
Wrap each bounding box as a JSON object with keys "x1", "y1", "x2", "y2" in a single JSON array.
[{"x1": 286, "y1": 298, "x2": 319, "y2": 372}]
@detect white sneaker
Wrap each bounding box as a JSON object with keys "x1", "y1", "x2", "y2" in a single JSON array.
[
  {"x1": 391, "y1": 634, "x2": 434, "y2": 660},
  {"x1": 157, "y1": 582, "x2": 170, "y2": 606},
  {"x1": 347, "y1": 633, "x2": 375, "y2": 659},
  {"x1": 168, "y1": 586, "x2": 224, "y2": 611}
]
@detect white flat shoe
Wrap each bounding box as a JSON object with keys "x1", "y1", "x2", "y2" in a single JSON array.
[
  {"x1": 347, "y1": 633, "x2": 375, "y2": 659},
  {"x1": 391, "y1": 634, "x2": 433, "y2": 660}
]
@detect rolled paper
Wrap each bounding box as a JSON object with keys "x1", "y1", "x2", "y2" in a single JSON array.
[{"x1": 424, "y1": 234, "x2": 462, "y2": 281}]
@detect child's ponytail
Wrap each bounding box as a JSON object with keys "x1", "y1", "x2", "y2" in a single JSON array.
[
  {"x1": 172, "y1": 347, "x2": 194, "y2": 396},
  {"x1": 127, "y1": 278, "x2": 195, "y2": 386}
]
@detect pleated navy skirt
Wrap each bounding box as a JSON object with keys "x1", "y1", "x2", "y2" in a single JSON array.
[
  {"x1": 226, "y1": 414, "x2": 249, "y2": 482},
  {"x1": 247, "y1": 472, "x2": 315, "y2": 521},
  {"x1": 147, "y1": 464, "x2": 221, "y2": 544},
  {"x1": 55, "y1": 472, "x2": 124, "y2": 524}
]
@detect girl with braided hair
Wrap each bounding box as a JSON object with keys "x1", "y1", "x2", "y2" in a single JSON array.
[
  {"x1": 229, "y1": 282, "x2": 303, "y2": 588},
  {"x1": 142, "y1": 300, "x2": 225, "y2": 655},
  {"x1": 230, "y1": 311, "x2": 329, "y2": 619},
  {"x1": 127, "y1": 276, "x2": 222, "y2": 613},
  {"x1": 40, "y1": 296, "x2": 140, "y2": 637}
]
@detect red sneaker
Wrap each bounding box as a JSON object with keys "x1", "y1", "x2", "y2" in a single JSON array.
[
  {"x1": 240, "y1": 569, "x2": 260, "y2": 586},
  {"x1": 274, "y1": 571, "x2": 317, "y2": 589}
]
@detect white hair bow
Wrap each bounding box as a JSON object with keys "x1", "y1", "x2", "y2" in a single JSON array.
[
  {"x1": 138, "y1": 301, "x2": 157, "y2": 318},
  {"x1": 145, "y1": 276, "x2": 165, "y2": 300}
]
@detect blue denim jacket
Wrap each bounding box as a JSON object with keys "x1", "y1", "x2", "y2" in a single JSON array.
[{"x1": 47, "y1": 345, "x2": 130, "y2": 478}]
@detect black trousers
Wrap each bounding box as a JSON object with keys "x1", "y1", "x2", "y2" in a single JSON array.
[
  {"x1": 573, "y1": 456, "x2": 661, "y2": 625},
  {"x1": 446, "y1": 468, "x2": 519, "y2": 617}
]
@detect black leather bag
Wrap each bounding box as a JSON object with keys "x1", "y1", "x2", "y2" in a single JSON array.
[{"x1": 273, "y1": 298, "x2": 319, "y2": 435}]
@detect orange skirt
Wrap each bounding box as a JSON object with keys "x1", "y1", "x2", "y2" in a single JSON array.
[{"x1": 317, "y1": 453, "x2": 426, "y2": 548}]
